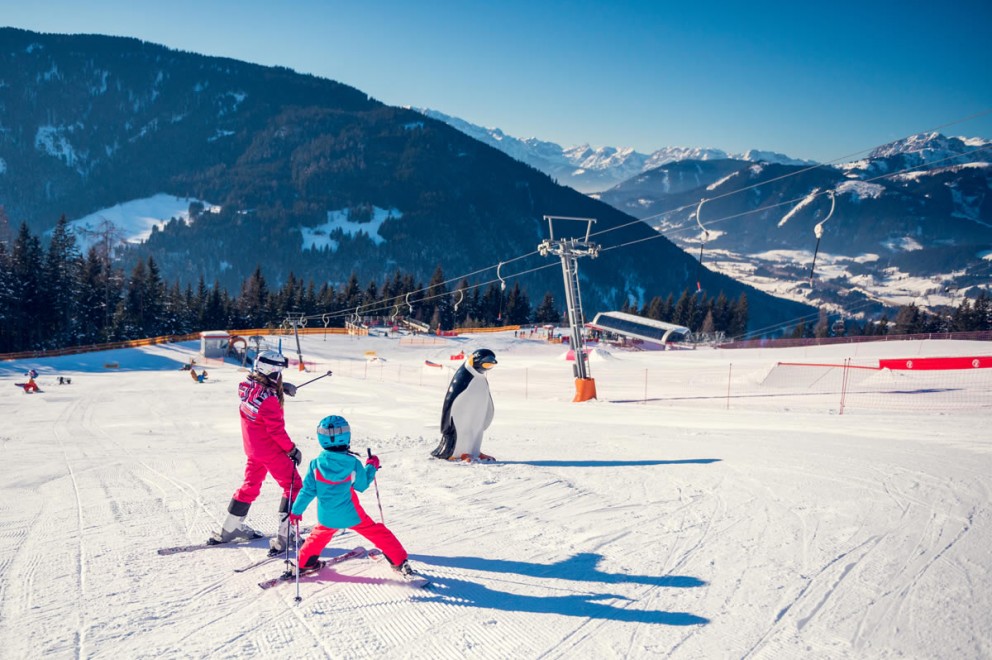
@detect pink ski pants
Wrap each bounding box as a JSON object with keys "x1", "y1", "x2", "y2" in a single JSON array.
[
  {"x1": 232, "y1": 454, "x2": 302, "y2": 504},
  {"x1": 297, "y1": 490, "x2": 408, "y2": 567}
]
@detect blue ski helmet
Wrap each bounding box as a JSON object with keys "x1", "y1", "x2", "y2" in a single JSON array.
[
  {"x1": 469, "y1": 348, "x2": 497, "y2": 370},
  {"x1": 316, "y1": 415, "x2": 351, "y2": 449}
]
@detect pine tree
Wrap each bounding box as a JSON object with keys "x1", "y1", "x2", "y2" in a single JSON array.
[
  {"x1": 534, "y1": 292, "x2": 559, "y2": 324},
  {"x1": 712, "y1": 292, "x2": 731, "y2": 333},
  {"x1": 730, "y1": 293, "x2": 749, "y2": 337},
  {"x1": 339, "y1": 272, "x2": 361, "y2": 314},
  {"x1": 112, "y1": 259, "x2": 148, "y2": 340},
  {"x1": 143, "y1": 257, "x2": 167, "y2": 337},
  {"x1": 10, "y1": 223, "x2": 45, "y2": 349},
  {"x1": 645, "y1": 296, "x2": 663, "y2": 320},
  {"x1": 673, "y1": 289, "x2": 691, "y2": 327},
  {"x1": 481, "y1": 283, "x2": 501, "y2": 326},
  {"x1": 204, "y1": 280, "x2": 229, "y2": 329},
  {"x1": 43, "y1": 215, "x2": 83, "y2": 347},
  {"x1": 892, "y1": 304, "x2": 922, "y2": 335},
  {"x1": 77, "y1": 248, "x2": 110, "y2": 344},
  {"x1": 503, "y1": 282, "x2": 531, "y2": 325},
  {"x1": 426, "y1": 265, "x2": 450, "y2": 330},
  {"x1": 700, "y1": 310, "x2": 716, "y2": 336},
  {"x1": 973, "y1": 291, "x2": 991, "y2": 331},
  {"x1": 236, "y1": 267, "x2": 270, "y2": 328},
  {"x1": 0, "y1": 242, "x2": 13, "y2": 352}
]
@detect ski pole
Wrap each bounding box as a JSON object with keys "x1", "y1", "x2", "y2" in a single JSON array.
[
  {"x1": 296, "y1": 370, "x2": 333, "y2": 389},
  {"x1": 285, "y1": 470, "x2": 296, "y2": 567},
  {"x1": 293, "y1": 512, "x2": 301, "y2": 603},
  {"x1": 288, "y1": 469, "x2": 302, "y2": 603},
  {"x1": 368, "y1": 448, "x2": 385, "y2": 525}
]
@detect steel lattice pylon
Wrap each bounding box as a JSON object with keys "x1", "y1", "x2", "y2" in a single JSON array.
[{"x1": 538, "y1": 216, "x2": 600, "y2": 399}]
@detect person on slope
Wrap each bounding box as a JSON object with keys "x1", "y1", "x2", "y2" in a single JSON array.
[
  {"x1": 430, "y1": 348, "x2": 497, "y2": 462},
  {"x1": 288, "y1": 414, "x2": 413, "y2": 577},
  {"x1": 22, "y1": 374, "x2": 40, "y2": 393},
  {"x1": 210, "y1": 350, "x2": 303, "y2": 556}
]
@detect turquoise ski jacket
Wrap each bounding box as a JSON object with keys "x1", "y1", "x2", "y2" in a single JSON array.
[{"x1": 290, "y1": 450, "x2": 377, "y2": 529}]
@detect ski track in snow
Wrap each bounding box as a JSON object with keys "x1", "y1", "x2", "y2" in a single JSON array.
[{"x1": 0, "y1": 335, "x2": 990, "y2": 658}]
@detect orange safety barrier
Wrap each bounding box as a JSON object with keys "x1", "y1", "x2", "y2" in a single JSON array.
[{"x1": 573, "y1": 378, "x2": 597, "y2": 402}]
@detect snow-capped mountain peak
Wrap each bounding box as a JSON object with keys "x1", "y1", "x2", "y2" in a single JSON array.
[
  {"x1": 867, "y1": 132, "x2": 992, "y2": 164},
  {"x1": 412, "y1": 107, "x2": 816, "y2": 193}
]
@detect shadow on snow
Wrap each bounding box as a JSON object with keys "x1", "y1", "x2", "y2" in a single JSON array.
[{"x1": 408, "y1": 551, "x2": 710, "y2": 626}]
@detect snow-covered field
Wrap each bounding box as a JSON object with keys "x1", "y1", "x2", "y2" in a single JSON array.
[{"x1": 1, "y1": 333, "x2": 989, "y2": 659}]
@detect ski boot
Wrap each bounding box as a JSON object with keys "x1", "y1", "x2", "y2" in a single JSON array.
[
  {"x1": 268, "y1": 496, "x2": 292, "y2": 557},
  {"x1": 209, "y1": 498, "x2": 262, "y2": 545},
  {"x1": 287, "y1": 555, "x2": 322, "y2": 577}
]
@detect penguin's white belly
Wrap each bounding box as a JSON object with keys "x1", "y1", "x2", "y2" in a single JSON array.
[{"x1": 449, "y1": 376, "x2": 493, "y2": 458}]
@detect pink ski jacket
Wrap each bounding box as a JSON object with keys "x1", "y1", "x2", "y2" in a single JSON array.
[{"x1": 238, "y1": 378, "x2": 294, "y2": 461}]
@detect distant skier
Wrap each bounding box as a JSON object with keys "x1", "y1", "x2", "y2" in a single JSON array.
[
  {"x1": 288, "y1": 414, "x2": 413, "y2": 577},
  {"x1": 20, "y1": 373, "x2": 40, "y2": 393},
  {"x1": 210, "y1": 350, "x2": 303, "y2": 556},
  {"x1": 431, "y1": 348, "x2": 497, "y2": 462}
]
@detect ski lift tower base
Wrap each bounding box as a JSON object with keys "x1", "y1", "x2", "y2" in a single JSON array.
[{"x1": 573, "y1": 377, "x2": 597, "y2": 402}]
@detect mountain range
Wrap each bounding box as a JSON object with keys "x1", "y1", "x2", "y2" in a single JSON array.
[
  {"x1": 414, "y1": 108, "x2": 816, "y2": 194},
  {"x1": 416, "y1": 110, "x2": 992, "y2": 321},
  {"x1": 0, "y1": 28, "x2": 814, "y2": 335}
]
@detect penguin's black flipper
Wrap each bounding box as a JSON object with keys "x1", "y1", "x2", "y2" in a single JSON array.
[
  {"x1": 432, "y1": 366, "x2": 471, "y2": 459},
  {"x1": 431, "y1": 414, "x2": 458, "y2": 459}
]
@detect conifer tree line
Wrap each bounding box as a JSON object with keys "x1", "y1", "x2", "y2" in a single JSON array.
[
  {"x1": 0, "y1": 216, "x2": 558, "y2": 354},
  {"x1": 2, "y1": 215, "x2": 988, "y2": 355}
]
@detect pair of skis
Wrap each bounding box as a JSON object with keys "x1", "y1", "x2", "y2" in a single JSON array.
[
  {"x1": 157, "y1": 541, "x2": 430, "y2": 589},
  {"x1": 157, "y1": 540, "x2": 283, "y2": 572},
  {"x1": 258, "y1": 546, "x2": 430, "y2": 590},
  {"x1": 257, "y1": 546, "x2": 369, "y2": 589},
  {"x1": 157, "y1": 528, "x2": 273, "y2": 556}
]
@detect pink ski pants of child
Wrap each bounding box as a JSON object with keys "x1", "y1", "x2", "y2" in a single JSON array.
[{"x1": 297, "y1": 490, "x2": 408, "y2": 567}]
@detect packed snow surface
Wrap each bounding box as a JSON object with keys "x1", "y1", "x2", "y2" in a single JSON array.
[{"x1": 1, "y1": 333, "x2": 989, "y2": 658}]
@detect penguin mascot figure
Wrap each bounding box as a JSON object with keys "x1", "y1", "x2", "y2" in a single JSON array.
[{"x1": 431, "y1": 348, "x2": 497, "y2": 462}]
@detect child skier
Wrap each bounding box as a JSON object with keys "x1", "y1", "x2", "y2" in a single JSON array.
[
  {"x1": 210, "y1": 350, "x2": 303, "y2": 556},
  {"x1": 288, "y1": 414, "x2": 413, "y2": 577}
]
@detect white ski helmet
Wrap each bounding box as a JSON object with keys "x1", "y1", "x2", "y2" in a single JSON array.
[
  {"x1": 316, "y1": 415, "x2": 351, "y2": 449},
  {"x1": 254, "y1": 350, "x2": 288, "y2": 380}
]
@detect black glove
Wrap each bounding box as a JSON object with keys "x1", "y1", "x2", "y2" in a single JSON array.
[
  {"x1": 282, "y1": 382, "x2": 297, "y2": 397},
  {"x1": 287, "y1": 446, "x2": 302, "y2": 466}
]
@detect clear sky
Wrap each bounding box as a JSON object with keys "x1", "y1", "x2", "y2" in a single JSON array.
[{"x1": 3, "y1": 0, "x2": 991, "y2": 162}]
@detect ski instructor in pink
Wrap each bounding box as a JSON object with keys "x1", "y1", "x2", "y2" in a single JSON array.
[{"x1": 210, "y1": 350, "x2": 303, "y2": 556}]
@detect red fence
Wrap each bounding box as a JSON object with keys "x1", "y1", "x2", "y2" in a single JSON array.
[{"x1": 877, "y1": 356, "x2": 990, "y2": 371}]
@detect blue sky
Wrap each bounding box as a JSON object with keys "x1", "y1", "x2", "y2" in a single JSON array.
[{"x1": 3, "y1": 0, "x2": 990, "y2": 162}]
